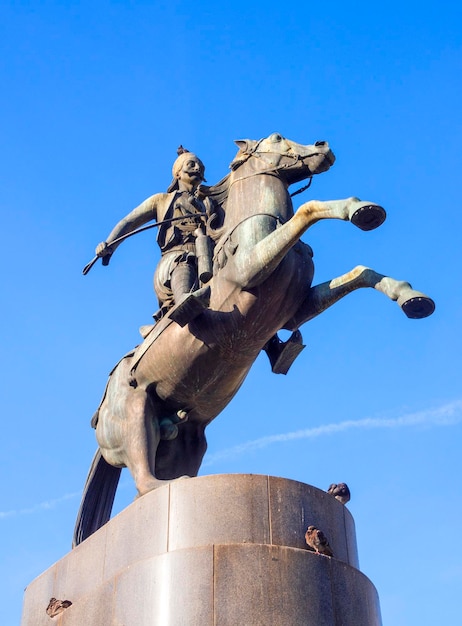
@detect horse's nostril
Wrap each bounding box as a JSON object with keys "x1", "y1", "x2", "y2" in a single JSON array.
[{"x1": 315, "y1": 141, "x2": 326, "y2": 147}]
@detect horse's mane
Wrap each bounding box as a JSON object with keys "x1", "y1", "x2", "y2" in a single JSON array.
[
  {"x1": 199, "y1": 173, "x2": 231, "y2": 243},
  {"x1": 200, "y1": 173, "x2": 231, "y2": 210},
  {"x1": 199, "y1": 148, "x2": 248, "y2": 243},
  {"x1": 199, "y1": 148, "x2": 248, "y2": 209}
]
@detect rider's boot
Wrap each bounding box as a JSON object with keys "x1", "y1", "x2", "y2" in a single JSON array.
[
  {"x1": 169, "y1": 263, "x2": 210, "y2": 327},
  {"x1": 263, "y1": 330, "x2": 306, "y2": 375}
]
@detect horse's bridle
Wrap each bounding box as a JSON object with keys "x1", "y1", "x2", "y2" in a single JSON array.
[{"x1": 229, "y1": 146, "x2": 314, "y2": 197}]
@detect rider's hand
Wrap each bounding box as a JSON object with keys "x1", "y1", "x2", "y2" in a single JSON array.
[{"x1": 95, "y1": 241, "x2": 112, "y2": 257}]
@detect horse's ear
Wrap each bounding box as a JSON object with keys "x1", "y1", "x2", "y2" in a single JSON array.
[
  {"x1": 231, "y1": 139, "x2": 257, "y2": 170},
  {"x1": 233, "y1": 139, "x2": 257, "y2": 154}
]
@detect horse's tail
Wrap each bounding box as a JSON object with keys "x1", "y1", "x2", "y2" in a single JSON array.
[{"x1": 72, "y1": 449, "x2": 121, "y2": 548}]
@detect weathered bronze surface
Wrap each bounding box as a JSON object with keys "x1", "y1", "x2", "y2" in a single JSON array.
[{"x1": 74, "y1": 132, "x2": 434, "y2": 546}]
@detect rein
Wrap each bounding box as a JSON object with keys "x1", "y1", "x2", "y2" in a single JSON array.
[{"x1": 290, "y1": 177, "x2": 313, "y2": 197}]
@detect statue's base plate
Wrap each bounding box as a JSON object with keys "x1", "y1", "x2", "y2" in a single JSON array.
[{"x1": 21, "y1": 474, "x2": 382, "y2": 625}]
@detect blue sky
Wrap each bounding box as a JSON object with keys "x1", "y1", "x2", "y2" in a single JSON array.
[{"x1": 1, "y1": 1, "x2": 461, "y2": 624}]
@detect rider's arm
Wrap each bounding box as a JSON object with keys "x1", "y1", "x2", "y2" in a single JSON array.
[{"x1": 95, "y1": 193, "x2": 166, "y2": 258}]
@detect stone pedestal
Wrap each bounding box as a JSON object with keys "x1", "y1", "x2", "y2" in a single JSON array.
[{"x1": 21, "y1": 474, "x2": 382, "y2": 625}]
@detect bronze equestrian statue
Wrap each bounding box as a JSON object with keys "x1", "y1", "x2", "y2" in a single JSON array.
[{"x1": 74, "y1": 132, "x2": 434, "y2": 546}]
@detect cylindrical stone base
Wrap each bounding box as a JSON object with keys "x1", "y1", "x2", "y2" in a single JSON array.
[{"x1": 21, "y1": 474, "x2": 382, "y2": 625}]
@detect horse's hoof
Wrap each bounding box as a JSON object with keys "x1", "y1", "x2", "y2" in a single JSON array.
[
  {"x1": 399, "y1": 295, "x2": 435, "y2": 319},
  {"x1": 350, "y1": 203, "x2": 386, "y2": 231}
]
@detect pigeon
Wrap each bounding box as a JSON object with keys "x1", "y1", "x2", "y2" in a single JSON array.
[
  {"x1": 327, "y1": 483, "x2": 351, "y2": 504},
  {"x1": 305, "y1": 525, "x2": 334, "y2": 557},
  {"x1": 46, "y1": 597, "x2": 72, "y2": 618}
]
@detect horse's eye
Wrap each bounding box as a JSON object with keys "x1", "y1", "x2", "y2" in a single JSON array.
[{"x1": 270, "y1": 133, "x2": 283, "y2": 142}]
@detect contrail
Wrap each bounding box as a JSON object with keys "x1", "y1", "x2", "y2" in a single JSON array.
[
  {"x1": 0, "y1": 491, "x2": 81, "y2": 520},
  {"x1": 0, "y1": 479, "x2": 133, "y2": 520},
  {"x1": 2, "y1": 400, "x2": 461, "y2": 518},
  {"x1": 202, "y1": 399, "x2": 462, "y2": 466}
]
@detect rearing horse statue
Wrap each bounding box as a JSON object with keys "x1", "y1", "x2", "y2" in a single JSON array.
[{"x1": 74, "y1": 132, "x2": 434, "y2": 546}]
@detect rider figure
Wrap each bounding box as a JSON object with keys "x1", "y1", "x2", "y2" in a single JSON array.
[{"x1": 96, "y1": 148, "x2": 215, "y2": 326}]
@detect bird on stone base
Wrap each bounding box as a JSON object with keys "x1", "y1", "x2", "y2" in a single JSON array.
[
  {"x1": 327, "y1": 482, "x2": 351, "y2": 504},
  {"x1": 46, "y1": 597, "x2": 72, "y2": 618},
  {"x1": 305, "y1": 525, "x2": 334, "y2": 557}
]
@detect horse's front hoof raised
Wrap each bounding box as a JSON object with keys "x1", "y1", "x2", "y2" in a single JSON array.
[
  {"x1": 399, "y1": 295, "x2": 435, "y2": 319},
  {"x1": 350, "y1": 203, "x2": 386, "y2": 231}
]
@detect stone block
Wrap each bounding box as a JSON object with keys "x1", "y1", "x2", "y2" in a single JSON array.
[
  {"x1": 54, "y1": 522, "x2": 107, "y2": 600},
  {"x1": 214, "y1": 544, "x2": 335, "y2": 626},
  {"x1": 113, "y1": 547, "x2": 214, "y2": 625},
  {"x1": 168, "y1": 474, "x2": 271, "y2": 551},
  {"x1": 344, "y1": 506, "x2": 360, "y2": 568},
  {"x1": 269, "y1": 476, "x2": 358, "y2": 567},
  {"x1": 103, "y1": 483, "x2": 169, "y2": 580},
  {"x1": 60, "y1": 581, "x2": 115, "y2": 626},
  {"x1": 331, "y1": 561, "x2": 383, "y2": 626},
  {"x1": 21, "y1": 566, "x2": 58, "y2": 626}
]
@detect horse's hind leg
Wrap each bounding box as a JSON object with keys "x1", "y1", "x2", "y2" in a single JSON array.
[
  {"x1": 121, "y1": 387, "x2": 166, "y2": 496},
  {"x1": 285, "y1": 265, "x2": 435, "y2": 329},
  {"x1": 155, "y1": 421, "x2": 208, "y2": 480}
]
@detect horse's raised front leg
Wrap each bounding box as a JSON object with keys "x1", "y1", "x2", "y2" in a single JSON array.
[
  {"x1": 297, "y1": 197, "x2": 386, "y2": 231},
  {"x1": 230, "y1": 199, "x2": 384, "y2": 290},
  {"x1": 285, "y1": 265, "x2": 435, "y2": 329}
]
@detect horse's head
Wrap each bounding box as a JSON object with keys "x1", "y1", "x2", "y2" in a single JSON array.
[{"x1": 231, "y1": 132, "x2": 335, "y2": 184}]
